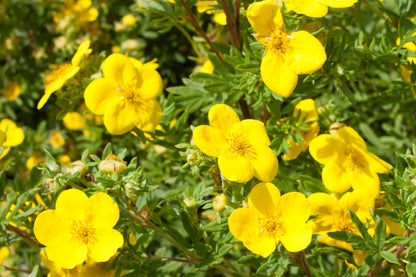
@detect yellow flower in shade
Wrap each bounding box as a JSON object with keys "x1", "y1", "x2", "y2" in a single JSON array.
[
  {"x1": 38, "y1": 40, "x2": 92, "y2": 109},
  {"x1": 34, "y1": 189, "x2": 124, "y2": 269},
  {"x1": 308, "y1": 191, "x2": 374, "y2": 252},
  {"x1": 193, "y1": 104, "x2": 278, "y2": 183},
  {"x1": 397, "y1": 32, "x2": 416, "y2": 64},
  {"x1": 0, "y1": 119, "x2": 24, "y2": 158},
  {"x1": 57, "y1": 0, "x2": 98, "y2": 25},
  {"x1": 84, "y1": 53, "x2": 163, "y2": 135},
  {"x1": 283, "y1": 99, "x2": 319, "y2": 160},
  {"x1": 1, "y1": 81, "x2": 21, "y2": 101},
  {"x1": 309, "y1": 126, "x2": 392, "y2": 196},
  {"x1": 47, "y1": 131, "x2": 65, "y2": 149},
  {"x1": 200, "y1": 59, "x2": 214, "y2": 74},
  {"x1": 196, "y1": 1, "x2": 226, "y2": 25},
  {"x1": 285, "y1": 0, "x2": 358, "y2": 18},
  {"x1": 63, "y1": 112, "x2": 87, "y2": 131},
  {"x1": 247, "y1": 0, "x2": 326, "y2": 97},
  {"x1": 0, "y1": 246, "x2": 10, "y2": 264},
  {"x1": 228, "y1": 182, "x2": 312, "y2": 257},
  {"x1": 26, "y1": 155, "x2": 46, "y2": 170},
  {"x1": 121, "y1": 14, "x2": 136, "y2": 26}
]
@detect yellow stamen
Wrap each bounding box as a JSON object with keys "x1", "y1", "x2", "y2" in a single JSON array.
[{"x1": 71, "y1": 220, "x2": 97, "y2": 245}]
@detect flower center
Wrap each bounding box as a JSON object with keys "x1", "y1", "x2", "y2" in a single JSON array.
[
  {"x1": 71, "y1": 220, "x2": 97, "y2": 245},
  {"x1": 227, "y1": 133, "x2": 252, "y2": 157},
  {"x1": 118, "y1": 86, "x2": 141, "y2": 104},
  {"x1": 266, "y1": 30, "x2": 293, "y2": 55},
  {"x1": 259, "y1": 217, "x2": 286, "y2": 238},
  {"x1": 45, "y1": 64, "x2": 73, "y2": 85},
  {"x1": 344, "y1": 149, "x2": 365, "y2": 172}
]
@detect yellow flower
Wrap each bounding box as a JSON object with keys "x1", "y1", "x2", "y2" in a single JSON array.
[
  {"x1": 59, "y1": 155, "x2": 72, "y2": 165},
  {"x1": 84, "y1": 53, "x2": 163, "y2": 135},
  {"x1": 308, "y1": 191, "x2": 374, "y2": 252},
  {"x1": 1, "y1": 81, "x2": 21, "y2": 101},
  {"x1": 309, "y1": 126, "x2": 391, "y2": 196},
  {"x1": 58, "y1": 0, "x2": 98, "y2": 25},
  {"x1": 34, "y1": 189, "x2": 123, "y2": 269},
  {"x1": 193, "y1": 104, "x2": 278, "y2": 183},
  {"x1": 38, "y1": 40, "x2": 92, "y2": 109},
  {"x1": 63, "y1": 112, "x2": 87, "y2": 130},
  {"x1": 199, "y1": 59, "x2": 214, "y2": 74},
  {"x1": 397, "y1": 32, "x2": 416, "y2": 64},
  {"x1": 0, "y1": 246, "x2": 10, "y2": 265},
  {"x1": 196, "y1": 0, "x2": 226, "y2": 25},
  {"x1": 47, "y1": 131, "x2": 65, "y2": 149},
  {"x1": 0, "y1": 118, "x2": 24, "y2": 159},
  {"x1": 283, "y1": 99, "x2": 319, "y2": 160},
  {"x1": 228, "y1": 182, "x2": 312, "y2": 257},
  {"x1": 285, "y1": 0, "x2": 358, "y2": 18},
  {"x1": 122, "y1": 14, "x2": 136, "y2": 26},
  {"x1": 247, "y1": 0, "x2": 326, "y2": 97},
  {"x1": 26, "y1": 155, "x2": 46, "y2": 170}
]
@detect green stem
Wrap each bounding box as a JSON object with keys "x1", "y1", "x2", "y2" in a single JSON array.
[{"x1": 178, "y1": 0, "x2": 224, "y2": 63}]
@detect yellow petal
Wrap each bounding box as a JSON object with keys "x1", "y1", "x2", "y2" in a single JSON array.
[
  {"x1": 308, "y1": 193, "x2": 342, "y2": 232},
  {"x1": 0, "y1": 119, "x2": 24, "y2": 147},
  {"x1": 322, "y1": 161, "x2": 354, "y2": 193},
  {"x1": 317, "y1": 0, "x2": 358, "y2": 8},
  {"x1": 279, "y1": 192, "x2": 310, "y2": 224},
  {"x1": 286, "y1": 31, "x2": 327, "y2": 75},
  {"x1": 139, "y1": 66, "x2": 163, "y2": 99},
  {"x1": 336, "y1": 126, "x2": 367, "y2": 150},
  {"x1": 88, "y1": 228, "x2": 123, "y2": 263},
  {"x1": 280, "y1": 221, "x2": 312, "y2": 252},
  {"x1": 84, "y1": 78, "x2": 119, "y2": 115},
  {"x1": 250, "y1": 144, "x2": 278, "y2": 182},
  {"x1": 71, "y1": 40, "x2": 92, "y2": 66},
  {"x1": 247, "y1": 0, "x2": 284, "y2": 36},
  {"x1": 239, "y1": 119, "x2": 271, "y2": 146},
  {"x1": 103, "y1": 53, "x2": 139, "y2": 86},
  {"x1": 339, "y1": 191, "x2": 374, "y2": 217},
  {"x1": 193, "y1": 125, "x2": 228, "y2": 157},
  {"x1": 365, "y1": 151, "x2": 392, "y2": 173},
  {"x1": 45, "y1": 66, "x2": 80, "y2": 95},
  {"x1": 103, "y1": 100, "x2": 139, "y2": 135},
  {"x1": 248, "y1": 182, "x2": 280, "y2": 217},
  {"x1": 261, "y1": 50, "x2": 298, "y2": 97},
  {"x1": 0, "y1": 147, "x2": 10, "y2": 159},
  {"x1": 134, "y1": 99, "x2": 164, "y2": 132},
  {"x1": 309, "y1": 134, "x2": 343, "y2": 164},
  {"x1": 86, "y1": 193, "x2": 119, "y2": 229},
  {"x1": 218, "y1": 150, "x2": 254, "y2": 183},
  {"x1": 286, "y1": 0, "x2": 328, "y2": 17},
  {"x1": 228, "y1": 208, "x2": 276, "y2": 257},
  {"x1": 213, "y1": 12, "x2": 227, "y2": 25},
  {"x1": 34, "y1": 210, "x2": 70, "y2": 246},
  {"x1": 208, "y1": 104, "x2": 240, "y2": 136},
  {"x1": 45, "y1": 235, "x2": 87, "y2": 269},
  {"x1": 55, "y1": 189, "x2": 88, "y2": 222}
]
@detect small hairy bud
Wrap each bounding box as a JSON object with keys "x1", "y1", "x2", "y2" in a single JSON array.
[
  {"x1": 212, "y1": 194, "x2": 228, "y2": 213},
  {"x1": 98, "y1": 154, "x2": 127, "y2": 174},
  {"x1": 65, "y1": 160, "x2": 88, "y2": 176}
]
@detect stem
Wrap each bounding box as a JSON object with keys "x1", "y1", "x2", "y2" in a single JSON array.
[
  {"x1": 233, "y1": 0, "x2": 242, "y2": 51},
  {"x1": 117, "y1": 194, "x2": 197, "y2": 258},
  {"x1": 299, "y1": 251, "x2": 313, "y2": 277},
  {"x1": 361, "y1": 0, "x2": 386, "y2": 20},
  {"x1": 239, "y1": 97, "x2": 251, "y2": 119},
  {"x1": 175, "y1": 23, "x2": 201, "y2": 56},
  {"x1": 5, "y1": 224, "x2": 40, "y2": 251},
  {"x1": 178, "y1": 0, "x2": 224, "y2": 63}
]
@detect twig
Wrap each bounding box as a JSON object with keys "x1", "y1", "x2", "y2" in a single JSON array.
[
  {"x1": 178, "y1": 0, "x2": 224, "y2": 63},
  {"x1": 299, "y1": 251, "x2": 313, "y2": 277},
  {"x1": 5, "y1": 224, "x2": 40, "y2": 251}
]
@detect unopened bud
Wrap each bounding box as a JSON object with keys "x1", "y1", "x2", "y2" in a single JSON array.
[
  {"x1": 329, "y1": 122, "x2": 345, "y2": 136},
  {"x1": 43, "y1": 178, "x2": 56, "y2": 193},
  {"x1": 212, "y1": 194, "x2": 228, "y2": 213},
  {"x1": 183, "y1": 197, "x2": 196, "y2": 208},
  {"x1": 186, "y1": 151, "x2": 203, "y2": 167},
  {"x1": 125, "y1": 181, "x2": 141, "y2": 200},
  {"x1": 65, "y1": 160, "x2": 88, "y2": 176},
  {"x1": 98, "y1": 154, "x2": 127, "y2": 174}
]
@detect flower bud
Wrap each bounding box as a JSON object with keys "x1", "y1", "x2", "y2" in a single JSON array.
[
  {"x1": 212, "y1": 194, "x2": 228, "y2": 213},
  {"x1": 125, "y1": 181, "x2": 142, "y2": 201},
  {"x1": 98, "y1": 154, "x2": 127, "y2": 174},
  {"x1": 183, "y1": 197, "x2": 196, "y2": 208},
  {"x1": 186, "y1": 151, "x2": 203, "y2": 167},
  {"x1": 65, "y1": 160, "x2": 88, "y2": 176},
  {"x1": 329, "y1": 122, "x2": 345, "y2": 136},
  {"x1": 43, "y1": 178, "x2": 56, "y2": 193}
]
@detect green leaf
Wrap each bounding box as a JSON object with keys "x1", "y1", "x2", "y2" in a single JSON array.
[
  {"x1": 162, "y1": 224, "x2": 192, "y2": 249},
  {"x1": 407, "y1": 263, "x2": 416, "y2": 277},
  {"x1": 380, "y1": 250, "x2": 400, "y2": 264},
  {"x1": 327, "y1": 231, "x2": 365, "y2": 244},
  {"x1": 180, "y1": 210, "x2": 197, "y2": 241}
]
